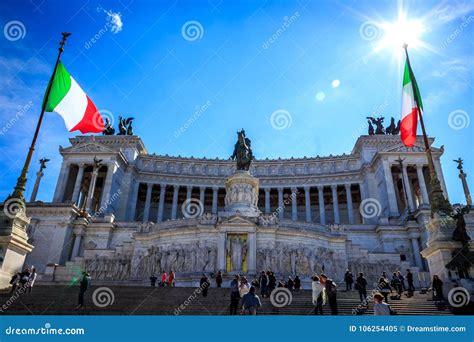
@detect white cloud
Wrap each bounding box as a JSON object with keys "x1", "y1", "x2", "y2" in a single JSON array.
[
  {"x1": 433, "y1": 1, "x2": 474, "y2": 23},
  {"x1": 105, "y1": 10, "x2": 123, "y2": 34}
]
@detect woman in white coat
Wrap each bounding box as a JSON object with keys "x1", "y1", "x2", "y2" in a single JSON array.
[{"x1": 27, "y1": 267, "x2": 37, "y2": 294}]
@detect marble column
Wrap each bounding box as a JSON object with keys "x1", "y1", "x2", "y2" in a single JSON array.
[
  {"x1": 345, "y1": 184, "x2": 355, "y2": 224},
  {"x1": 247, "y1": 232, "x2": 257, "y2": 274},
  {"x1": 318, "y1": 186, "x2": 326, "y2": 225},
  {"x1": 331, "y1": 185, "x2": 340, "y2": 224},
  {"x1": 99, "y1": 163, "x2": 116, "y2": 211},
  {"x1": 186, "y1": 186, "x2": 193, "y2": 201},
  {"x1": 264, "y1": 188, "x2": 271, "y2": 214},
  {"x1": 143, "y1": 183, "x2": 153, "y2": 222},
  {"x1": 157, "y1": 184, "x2": 166, "y2": 222},
  {"x1": 291, "y1": 187, "x2": 298, "y2": 221},
  {"x1": 171, "y1": 185, "x2": 179, "y2": 219},
  {"x1": 85, "y1": 168, "x2": 99, "y2": 212},
  {"x1": 217, "y1": 233, "x2": 226, "y2": 271},
  {"x1": 416, "y1": 164, "x2": 429, "y2": 205},
  {"x1": 128, "y1": 181, "x2": 140, "y2": 221},
  {"x1": 277, "y1": 187, "x2": 284, "y2": 220},
  {"x1": 382, "y1": 160, "x2": 399, "y2": 216},
  {"x1": 71, "y1": 164, "x2": 85, "y2": 205},
  {"x1": 212, "y1": 187, "x2": 218, "y2": 214},
  {"x1": 402, "y1": 164, "x2": 415, "y2": 212},
  {"x1": 304, "y1": 186, "x2": 311, "y2": 223},
  {"x1": 53, "y1": 161, "x2": 70, "y2": 202},
  {"x1": 29, "y1": 170, "x2": 44, "y2": 202},
  {"x1": 411, "y1": 238, "x2": 423, "y2": 269},
  {"x1": 199, "y1": 186, "x2": 206, "y2": 207}
]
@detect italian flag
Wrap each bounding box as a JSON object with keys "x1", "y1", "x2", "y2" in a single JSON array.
[
  {"x1": 400, "y1": 57, "x2": 422, "y2": 147},
  {"x1": 43, "y1": 62, "x2": 104, "y2": 133}
]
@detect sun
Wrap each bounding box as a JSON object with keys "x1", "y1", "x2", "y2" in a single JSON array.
[{"x1": 376, "y1": 16, "x2": 426, "y2": 54}]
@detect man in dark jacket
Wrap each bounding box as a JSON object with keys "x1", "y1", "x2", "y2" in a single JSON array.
[
  {"x1": 229, "y1": 275, "x2": 240, "y2": 315},
  {"x1": 320, "y1": 273, "x2": 338, "y2": 315},
  {"x1": 216, "y1": 271, "x2": 223, "y2": 288},
  {"x1": 75, "y1": 272, "x2": 91, "y2": 309},
  {"x1": 150, "y1": 274, "x2": 158, "y2": 286},
  {"x1": 200, "y1": 274, "x2": 210, "y2": 297},
  {"x1": 344, "y1": 270, "x2": 353, "y2": 291},
  {"x1": 355, "y1": 272, "x2": 368, "y2": 306},
  {"x1": 406, "y1": 269, "x2": 415, "y2": 292},
  {"x1": 258, "y1": 271, "x2": 268, "y2": 297},
  {"x1": 240, "y1": 286, "x2": 262, "y2": 315}
]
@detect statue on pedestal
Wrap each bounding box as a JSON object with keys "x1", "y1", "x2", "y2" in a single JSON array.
[{"x1": 231, "y1": 129, "x2": 254, "y2": 171}]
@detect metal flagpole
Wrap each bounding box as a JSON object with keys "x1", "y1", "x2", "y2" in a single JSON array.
[
  {"x1": 402, "y1": 43, "x2": 451, "y2": 215},
  {"x1": 8, "y1": 32, "x2": 71, "y2": 202}
]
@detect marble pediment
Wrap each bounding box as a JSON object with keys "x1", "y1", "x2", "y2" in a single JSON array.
[
  {"x1": 60, "y1": 142, "x2": 115, "y2": 154},
  {"x1": 383, "y1": 142, "x2": 441, "y2": 154},
  {"x1": 219, "y1": 215, "x2": 257, "y2": 227}
]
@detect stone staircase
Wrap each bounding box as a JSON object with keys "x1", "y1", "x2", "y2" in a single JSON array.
[{"x1": 0, "y1": 285, "x2": 453, "y2": 315}]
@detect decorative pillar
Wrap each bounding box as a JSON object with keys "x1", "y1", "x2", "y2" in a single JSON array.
[
  {"x1": 382, "y1": 160, "x2": 399, "y2": 216},
  {"x1": 264, "y1": 188, "x2": 271, "y2": 214},
  {"x1": 171, "y1": 185, "x2": 179, "y2": 219},
  {"x1": 277, "y1": 187, "x2": 284, "y2": 220},
  {"x1": 247, "y1": 232, "x2": 257, "y2": 274},
  {"x1": 402, "y1": 164, "x2": 415, "y2": 212},
  {"x1": 85, "y1": 167, "x2": 99, "y2": 212},
  {"x1": 99, "y1": 163, "x2": 116, "y2": 211},
  {"x1": 29, "y1": 171, "x2": 44, "y2": 202},
  {"x1": 304, "y1": 186, "x2": 311, "y2": 223},
  {"x1": 143, "y1": 183, "x2": 153, "y2": 222},
  {"x1": 212, "y1": 187, "x2": 219, "y2": 214},
  {"x1": 71, "y1": 163, "x2": 85, "y2": 205},
  {"x1": 199, "y1": 186, "x2": 206, "y2": 207},
  {"x1": 456, "y1": 160, "x2": 472, "y2": 206},
  {"x1": 217, "y1": 232, "x2": 226, "y2": 271},
  {"x1": 416, "y1": 164, "x2": 430, "y2": 205},
  {"x1": 345, "y1": 184, "x2": 355, "y2": 224},
  {"x1": 157, "y1": 184, "x2": 166, "y2": 222},
  {"x1": 128, "y1": 181, "x2": 140, "y2": 221},
  {"x1": 331, "y1": 185, "x2": 340, "y2": 224},
  {"x1": 291, "y1": 187, "x2": 298, "y2": 221},
  {"x1": 186, "y1": 186, "x2": 193, "y2": 201},
  {"x1": 318, "y1": 185, "x2": 326, "y2": 225},
  {"x1": 53, "y1": 161, "x2": 70, "y2": 202}
]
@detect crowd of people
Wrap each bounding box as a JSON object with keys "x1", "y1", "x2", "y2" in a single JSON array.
[{"x1": 149, "y1": 271, "x2": 175, "y2": 287}]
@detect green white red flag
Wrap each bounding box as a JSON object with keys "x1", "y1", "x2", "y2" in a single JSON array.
[
  {"x1": 400, "y1": 57, "x2": 422, "y2": 147},
  {"x1": 43, "y1": 62, "x2": 104, "y2": 133}
]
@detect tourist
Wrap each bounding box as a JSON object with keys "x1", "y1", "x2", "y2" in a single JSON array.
[
  {"x1": 378, "y1": 277, "x2": 391, "y2": 303},
  {"x1": 286, "y1": 276, "x2": 294, "y2": 290},
  {"x1": 320, "y1": 273, "x2": 338, "y2": 315},
  {"x1": 381, "y1": 272, "x2": 389, "y2": 282},
  {"x1": 240, "y1": 286, "x2": 262, "y2": 315},
  {"x1": 294, "y1": 275, "x2": 301, "y2": 291},
  {"x1": 268, "y1": 271, "x2": 276, "y2": 294},
  {"x1": 391, "y1": 272, "x2": 402, "y2": 299},
  {"x1": 355, "y1": 272, "x2": 368, "y2": 306},
  {"x1": 229, "y1": 275, "x2": 241, "y2": 315},
  {"x1": 216, "y1": 271, "x2": 223, "y2": 288},
  {"x1": 432, "y1": 275, "x2": 444, "y2": 301},
  {"x1": 239, "y1": 276, "x2": 250, "y2": 297},
  {"x1": 259, "y1": 271, "x2": 268, "y2": 297},
  {"x1": 19, "y1": 268, "x2": 30, "y2": 288},
  {"x1": 311, "y1": 275, "x2": 325, "y2": 315},
  {"x1": 168, "y1": 271, "x2": 175, "y2": 287},
  {"x1": 397, "y1": 271, "x2": 406, "y2": 292},
  {"x1": 344, "y1": 270, "x2": 353, "y2": 291},
  {"x1": 406, "y1": 269, "x2": 415, "y2": 292},
  {"x1": 161, "y1": 271, "x2": 167, "y2": 287},
  {"x1": 75, "y1": 271, "x2": 91, "y2": 309},
  {"x1": 27, "y1": 267, "x2": 37, "y2": 294},
  {"x1": 150, "y1": 274, "x2": 157, "y2": 287},
  {"x1": 200, "y1": 274, "x2": 210, "y2": 297},
  {"x1": 373, "y1": 293, "x2": 391, "y2": 315},
  {"x1": 9, "y1": 272, "x2": 21, "y2": 293}
]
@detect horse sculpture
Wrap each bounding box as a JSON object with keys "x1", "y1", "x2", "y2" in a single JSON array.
[
  {"x1": 231, "y1": 129, "x2": 254, "y2": 171},
  {"x1": 117, "y1": 116, "x2": 134, "y2": 135}
]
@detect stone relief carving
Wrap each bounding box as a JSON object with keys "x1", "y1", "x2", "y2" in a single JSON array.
[
  {"x1": 347, "y1": 260, "x2": 400, "y2": 284},
  {"x1": 256, "y1": 243, "x2": 343, "y2": 277},
  {"x1": 85, "y1": 256, "x2": 132, "y2": 281}
]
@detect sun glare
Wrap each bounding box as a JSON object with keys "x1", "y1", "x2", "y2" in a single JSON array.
[{"x1": 378, "y1": 17, "x2": 425, "y2": 53}]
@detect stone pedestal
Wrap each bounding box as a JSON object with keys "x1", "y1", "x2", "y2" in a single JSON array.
[
  {"x1": 0, "y1": 204, "x2": 34, "y2": 289},
  {"x1": 222, "y1": 170, "x2": 260, "y2": 218}
]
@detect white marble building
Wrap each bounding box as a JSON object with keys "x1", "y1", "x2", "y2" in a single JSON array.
[{"x1": 21, "y1": 134, "x2": 461, "y2": 286}]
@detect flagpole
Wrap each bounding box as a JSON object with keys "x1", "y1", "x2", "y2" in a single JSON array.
[
  {"x1": 8, "y1": 32, "x2": 71, "y2": 202},
  {"x1": 402, "y1": 43, "x2": 451, "y2": 215}
]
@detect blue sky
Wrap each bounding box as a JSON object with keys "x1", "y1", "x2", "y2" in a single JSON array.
[{"x1": 0, "y1": 0, "x2": 472, "y2": 203}]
